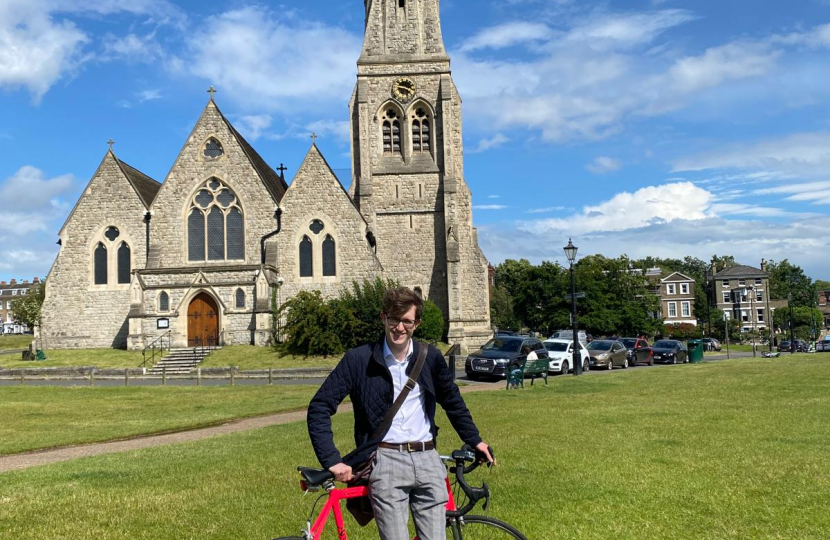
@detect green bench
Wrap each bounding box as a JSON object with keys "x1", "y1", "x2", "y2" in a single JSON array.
[{"x1": 506, "y1": 357, "x2": 549, "y2": 389}]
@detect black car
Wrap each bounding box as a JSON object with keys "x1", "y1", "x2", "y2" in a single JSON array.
[
  {"x1": 651, "y1": 340, "x2": 688, "y2": 364},
  {"x1": 779, "y1": 339, "x2": 809, "y2": 353},
  {"x1": 465, "y1": 336, "x2": 548, "y2": 379},
  {"x1": 619, "y1": 337, "x2": 653, "y2": 366}
]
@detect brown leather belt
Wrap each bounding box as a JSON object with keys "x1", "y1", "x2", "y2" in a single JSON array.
[{"x1": 378, "y1": 440, "x2": 436, "y2": 452}]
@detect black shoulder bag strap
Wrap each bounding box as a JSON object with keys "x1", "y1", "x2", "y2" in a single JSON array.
[{"x1": 370, "y1": 340, "x2": 429, "y2": 441}]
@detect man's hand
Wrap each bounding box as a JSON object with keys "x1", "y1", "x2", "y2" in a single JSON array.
[
  {"x1": 475, "y1": 442, "x2": 496, "y2": 467},
  {"x1": 329, "y1": 462, "x2": 353, "y2": 483}
]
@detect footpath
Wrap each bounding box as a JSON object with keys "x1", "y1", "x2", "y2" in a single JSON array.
[{"x1": 0, "y1": 383, "x2": 501, "y2": 474}]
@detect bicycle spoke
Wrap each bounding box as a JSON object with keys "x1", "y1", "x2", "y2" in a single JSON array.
[{"x1": 449, "y1": 515, "x2": 528, "y2": 540}]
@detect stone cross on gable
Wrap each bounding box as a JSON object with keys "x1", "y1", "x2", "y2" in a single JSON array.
[
  {"x1": 207, "y1": 85, "x2": 217, "y2": 100},
  {"x1": 311, "y1": 133, "x2": 318, "y2": 145},
  {"x1": 277, "y1": 163, "x2": 288, "y2": 175},
  {"x1": 107, "y1": 139, "x2": 115, "y2": 151}
]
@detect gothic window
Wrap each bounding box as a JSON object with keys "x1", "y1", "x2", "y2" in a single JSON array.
[
  {"x1": 104, "y1": 226, "x2": 120, "y2": 241},
  {"x1": 117, "y1": 242, "x2": 131, "y2": 284},
  {"x1": 235, "y1": 288, "x2": 245, "y2": 309},
  {"x1": 204, "y1": 137, "x2": 224, "y2": 158},
  {"x1": 159, "y1": 291, "x2": 170, "y2": 312},
  {"x1": 323, "y1": 235, "x2": 336, "y2": 277},
  {"x1": 299, "y1": 236, "x2": 313, "y2": 277},
  {"x1": 411, "y1": 107, "x2": 431, "y2": 154},
  {"x1": 399, "y1": 0, "x2": 406, "y2": 7},
  {"x1": 310, "y1": 220, "x2": 325, "y2": 235},
  {"x1": 382, "y1": 109, "x2": 402, "y2": 156},
  {"x1": 187, "y1": 178, "x2": 245, "y2": 262},
  {"x1": 94, "y1": 243, "x2": 108, "y2": 285}
]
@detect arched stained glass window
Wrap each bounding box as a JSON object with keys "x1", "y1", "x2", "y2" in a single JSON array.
[
  {"x1": 204, "y1": 138, "x2": 224, "y2": 158},
  {"x1": 159, "y1": 291, "x2": 170, "y2": 312},
  {"x1": 299, "y1": 236, "x2": 313, "y2": 277},
  {"x1": 94, "y1": 243, "x2": 107, "y2": 285},
  {"x1": 235, "y1": 288, "x2": 245, "y2": 309},
  {"x1": 382, "y1": 109, "x2": 402, "y2": 156},
  {"x1": 323, "y1": 235, "x2": 336, "y2": 277},
  {"x1": 187, "y1": 178, "x2": 244, "y2": 262},
  {"x1": 117, "y1": 242, "x2": 131, "y2": 284},
  {"x1": 411, "y1": 107, "x2": 431, "y2": 154}
]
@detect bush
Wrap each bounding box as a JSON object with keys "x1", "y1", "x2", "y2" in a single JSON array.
[
  {"x1": 340, "y1": 277, "x2": 400, "y2": 346},
  {"x1": 415, "y1": 300, "x2": 444, "y2": 343},
  {"x1": 277, "y1": 291, "x2": 353, "y2": 357}
]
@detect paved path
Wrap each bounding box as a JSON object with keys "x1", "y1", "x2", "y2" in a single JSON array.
[{"x1": 0, "y1": 383, "x2": 501, "y2": 474}]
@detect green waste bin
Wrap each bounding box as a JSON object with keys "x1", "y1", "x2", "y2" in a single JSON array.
[{"x1": 687, "y1": 339, "x2": 704, "y2": 363}]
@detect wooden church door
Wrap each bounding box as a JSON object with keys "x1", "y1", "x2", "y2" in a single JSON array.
[{"x1": 187, "y1": 293, "x2": 219, "y2": 347}]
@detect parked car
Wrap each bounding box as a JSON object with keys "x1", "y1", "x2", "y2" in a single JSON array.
[
  {"x1": 778, "y1": 339, "x2": 809, "y2": 352},
  {"x1": 465, "y1": 336, "x2": 548, "y2": 380},
  {"x1": 543, "y1": 339, "x2": 589, "y2": 375},
  {"x1": 549, "y1": 329, "x2": 588, "y2": 346},
  {"x1": 586, "y1": 339, "x2": 628, "y2": 370},
  {"x1": 701, "y1": 338, "x2": 722, "y2": 352},
  {"x1": 651, "y1": 340, "x2": 688, "y2": 364},
  {"x1": 817, "y1": 338, "x2": 830, "y2": 352},
  {"x1": 618, "y1": 337, "x2": 653, "y2": 366}
]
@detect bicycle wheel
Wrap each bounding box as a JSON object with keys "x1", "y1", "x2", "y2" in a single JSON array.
[
  {"x1": 270, "y1": 536, "x2": 304, "y2": 539},
  {"x1": 449, "y1": 515, "x2": 528, "y2": 540}
]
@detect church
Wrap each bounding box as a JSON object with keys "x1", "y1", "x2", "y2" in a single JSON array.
[{"x1": 39, "y1": 0, "x2": 492, "y2": 352}]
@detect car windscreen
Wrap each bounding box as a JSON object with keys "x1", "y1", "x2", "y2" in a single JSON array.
[
  {"x1": 481, "y1": 339, "x2": 522, "y2": 353},
  {"x1": 653, "y1": 340, "x2": 676, "y2": 348},
  {"x1": 587, "y1": 340, "x2": 613, "y2": 351},
  {"x1": 620, "y1": 339, "x2": 637, "y2": 348},
  {"x1": 544, "y1": 342, "x2": 569, "y2": 352}
]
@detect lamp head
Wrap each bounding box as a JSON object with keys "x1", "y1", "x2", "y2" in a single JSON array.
[{"x1": 564, "y1": 239, "x2": 578, "y2": 263}]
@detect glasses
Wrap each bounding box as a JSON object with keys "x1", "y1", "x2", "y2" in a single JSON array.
[{"x1": 385, "y1": 316, "x2": 419, "y2": 330}]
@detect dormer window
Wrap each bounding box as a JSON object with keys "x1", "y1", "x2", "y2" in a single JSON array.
[{"x1": 204, "y1": 138, "x2": 224, "y2": 159}]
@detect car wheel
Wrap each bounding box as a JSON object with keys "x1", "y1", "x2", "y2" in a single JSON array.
[
  {"x1": 583, "y1": 360, "x2": 589, "y2": 372},
  {"x1": 623, "y1": 357, "x2": 629, "y2": 369},
  {"x1": 649, "y1": 358, "x2": 654, "y2": 366},
  {"x1": 672, "y1": 356, "x2": 678, "y2": 365},
  {"x1": 607, "y1": 360, "x2": 613, "y2": 370},
  {"x1": 561, "y1": 361, "x2": 569, "y2": 376}
]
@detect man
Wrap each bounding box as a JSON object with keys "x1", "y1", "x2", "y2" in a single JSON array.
[{"x1": 307, "y1": 287, "x2": 494, "y2": 540}]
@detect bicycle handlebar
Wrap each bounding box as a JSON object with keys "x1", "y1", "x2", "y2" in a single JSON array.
[{"x1": 443, "y1": 445, "x2": 492, "y2": 518}]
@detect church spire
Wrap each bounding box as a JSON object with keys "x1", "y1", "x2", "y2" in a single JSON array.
[{"x1": 359, "y1": 0, "x2": 448, "y2": 64}]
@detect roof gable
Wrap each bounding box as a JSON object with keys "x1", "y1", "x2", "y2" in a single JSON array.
[{"x1": 661, "y1": 271, "x2": 694, "y2": 283}]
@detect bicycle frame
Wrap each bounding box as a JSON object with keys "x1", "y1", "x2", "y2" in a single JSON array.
[{"x1": 301, "y1": 477, "x2": 457, "y2": 540}]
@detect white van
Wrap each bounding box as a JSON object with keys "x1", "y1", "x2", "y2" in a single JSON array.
[{"x1": 550, "y1": 329, "x2": 588, "y2": 345}]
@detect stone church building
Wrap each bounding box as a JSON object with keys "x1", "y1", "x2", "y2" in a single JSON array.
[{"x1": 40, "y1": 0, "x2": 491, "y2": 351}]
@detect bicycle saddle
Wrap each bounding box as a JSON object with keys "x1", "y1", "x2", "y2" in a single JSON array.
[{"x1": 298, "y1": 467, "x2": 334, "y2": 487}]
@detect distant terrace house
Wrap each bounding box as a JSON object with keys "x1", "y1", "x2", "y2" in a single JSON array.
[
  {"x1": 818, "y1": 290, "x2": 830, "y2": 329},
  {"x1": 659, "y1": 272, "x2": 697, "y2": 326},
  {"x1": 711, "y1": 260, "x2": 787, "y2": 334},
  {"x1": 0, "y1": 278, "x2": 39, "y2": 334}
]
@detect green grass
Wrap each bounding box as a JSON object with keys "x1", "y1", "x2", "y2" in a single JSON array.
[
  {"x1": 0, "y1": 347, "x2": 144, "y2": 369},
  {"x1": 0, "y1": 385, "x2": 317, "y2": 455},
  {"x1": 0, "y1": 335, "x2": 33, "y2": 350},
  {"x1": 1, "y1": 355, "x2": 829, "y2": 539}
]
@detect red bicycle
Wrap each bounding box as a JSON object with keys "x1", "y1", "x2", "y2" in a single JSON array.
[{"x1": 271, "y1": 446, "x2": 527, "y2": 540}]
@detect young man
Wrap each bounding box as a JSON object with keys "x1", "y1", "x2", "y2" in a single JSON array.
[{"x1": 307, "y1": 287, "x2": 494, "y2": 540}]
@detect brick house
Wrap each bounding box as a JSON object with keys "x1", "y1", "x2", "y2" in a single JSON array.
[{"x1": 818, "y1": 290, "x2": 830, "y2": 330}]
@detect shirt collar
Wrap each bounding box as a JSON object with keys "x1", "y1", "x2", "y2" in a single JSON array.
[{"x1": 383, "y1": 336, "x2": 414, "y2": 364}]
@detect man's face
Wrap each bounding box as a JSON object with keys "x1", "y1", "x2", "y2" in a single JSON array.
[{"x1": 382, "y1": 305, "x2": 420, "y2": 348}]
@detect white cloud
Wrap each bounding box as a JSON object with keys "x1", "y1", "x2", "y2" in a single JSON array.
[
  {"x1": 527, "y1": 206, "x2": 566, "y2": 214},
  {"x1": 562, "y1": 9, "x2": 697, "y2": 50},
  {"x1": 586, "y1": 156, "x2": 622, "y2": 174},
  {"x1": 469, "y1": 134, "x2": 509, "y2": 153},
  {"x1": 474, "y1": 204, "x2": 509, "y2": 210},
  {"x1": 487, "y1": 195, "x2": 501, "y2": 199},
  {"x1": 305, "y1": 120, "x2": 351, "y2": 144},
  {"x1": 234, "y1": 114, "x2": 274, "y2": 142},
  {"x1": 102, "y1": 32, "x2": 164, "y2": 63},
  {"x1": 459, "y1": 22, "x2": 552, "y2": 52},
  {"x1": 186, "y1": 6, "x2": 361, "y2": 112},
  {"x1": 664, "y1": 42, "x2": 780, "y2": 95},
  {"x1": 0, "y1": 166, "x2": 74, "y2": 211}
]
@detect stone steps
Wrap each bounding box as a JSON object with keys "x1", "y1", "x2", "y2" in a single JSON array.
[{"x1": 147, "y1": 347, "x2": 221, "y2": 375}]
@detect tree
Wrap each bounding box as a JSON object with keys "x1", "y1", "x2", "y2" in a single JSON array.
[
  {"x1": 414, "y1": 300, "x2": 444, "y2": 343},
  {"x1": 814, "y1": 279, "x2": 830, "y2": 291},
  {"x1": 489, "y1": 285, "x2": 520, "y2": 332},
  {"x1": 766, "y1": 259, "x2": 815, "y2": 307},
  {"x1": 662, "y1": 323, "x2": 701, "y2": 341},
  {"x1": 11, "y1": 282, "x2": 45, "y2": 327}
]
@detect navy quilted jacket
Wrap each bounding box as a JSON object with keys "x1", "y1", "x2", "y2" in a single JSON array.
[{"x1": 307, "y1": 338, "x2": 483, "y2": 469}]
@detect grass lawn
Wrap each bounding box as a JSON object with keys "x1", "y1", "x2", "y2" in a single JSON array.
[
  {"x1": 0, "y1": 347, "x2": 144, "y2": 369},
  {"x1": 1, "y1": 354, "x2": 829, "y2": 539},
  {"x1": 0, "y1": 335, "x2": 33, "y2": 350},
  {"x1": 0, "y1": 385, "x2": 317, "y2": 456}
]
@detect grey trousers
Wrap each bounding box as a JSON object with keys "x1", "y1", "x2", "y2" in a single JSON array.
[{"x1": 368, "y1": 447, "x2": 449, "y2": 540}]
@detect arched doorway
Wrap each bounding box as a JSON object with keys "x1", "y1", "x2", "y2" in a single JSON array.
[{"x1": 188, "y1": 292, "x2": 220, "y2": 347}]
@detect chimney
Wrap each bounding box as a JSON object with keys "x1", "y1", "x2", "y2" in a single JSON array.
[
  {"x1": 23, "y1": 280, "x2": 29, "y2": 285},
  {"x1": 33, "y1": 277, "x2": 39, "y2": 283},
  {"x1": 9, "y1": 279, "x2": 15, "y2": 285},
  {"x1": 760, "y1": 259, "x2": 766, "y2": 272},
  {"x1": 0, "y1": 281, "x2": 5, "y2": 286}
]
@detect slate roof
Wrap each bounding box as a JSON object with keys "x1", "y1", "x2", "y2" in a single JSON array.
[
  {"x1": 115, "y1": 158, "x2": 161, "y2": 208},
  {"x1": 712, "y1": 265, "x2": 768, "y2": 279},
  {"x1": 216, "y1": 105, "x2": 288, "y2": 203}
]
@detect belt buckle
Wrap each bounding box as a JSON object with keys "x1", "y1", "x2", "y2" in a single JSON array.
[{"x1": 406, "y1": 442, "x2": 420, "y2": 452}]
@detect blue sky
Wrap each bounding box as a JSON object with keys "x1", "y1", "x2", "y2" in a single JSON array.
[{"x1": 2, "y1": 0, "x2": 830, "y2": 283}]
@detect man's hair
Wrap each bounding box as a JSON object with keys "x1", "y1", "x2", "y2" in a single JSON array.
[{"x1": 382, "y1": 287, "x2": 424, "y2": 320}]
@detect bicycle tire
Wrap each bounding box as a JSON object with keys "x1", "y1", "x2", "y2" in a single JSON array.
[
  {"x1": 449, "y1": 515, "x2": 528, "y2": 540},
  {"x1": 270, "y1": 537, "x2": 305, "y2": 540}
]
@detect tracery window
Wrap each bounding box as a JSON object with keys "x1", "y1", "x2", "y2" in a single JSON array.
[
  {"x1": 117, "y1": 242, "x2": 131, "y2": 284},
  {"x1": 382, "y1": 109, "x2": 402, "y2": 156},
  {"x1": 299, "y1": 220, "x2": 337, "y2": 279},
  {"x1": 411, "y1": 107, "x2": 431, "y2": 154},
  {"x1": 299, "y1": 236, "x2": 313, "y2": 277},
  {"x1": 323, "y1": 235, "x2": 336, "y2": 277},
  {"x1": 187, "y1": 178, "x2": 245, "y2": 262},
  {"x1": 204, "y1": 137, "x2": 224, "y2": 158},
  {"x1": 94, "y1": 243, "x2": 108, "y2": 285},
  {"x1": 92, "y1": 226, "x2": 132, "y2": 287}
]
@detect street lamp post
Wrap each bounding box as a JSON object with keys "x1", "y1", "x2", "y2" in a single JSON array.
[
  {"x1": 788, "y1": 293, "x2": 795, "y2": 354},
  {"x1": 564, "y1": 239, "x2": 581, "y2": 376}
]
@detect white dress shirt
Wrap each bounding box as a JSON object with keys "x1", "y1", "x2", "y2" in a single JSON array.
[{"x1": 382, "y1": 338, "x2": 433, "y2": 443}]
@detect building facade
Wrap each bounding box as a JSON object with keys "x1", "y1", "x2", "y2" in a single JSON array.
[
  {"x1": 0, "y1": 278, "x2": 39, "y2": 334},
  {"x1": 659, "y1": 272, "x2": 696, "y2": 326},
  {"x1": 39, "y1": 0, "x2": 491, "y2": 351},
  {"x1": 818, "y1": 290, "x2": 830, "y2": 330},
  {"x1": 711, "y1": 263, "x2": 773, "y2": 333}
]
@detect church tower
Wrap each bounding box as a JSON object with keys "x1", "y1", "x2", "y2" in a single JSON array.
[{"x1": 350, "y1": 0, "x2": 491, "y2": 348}]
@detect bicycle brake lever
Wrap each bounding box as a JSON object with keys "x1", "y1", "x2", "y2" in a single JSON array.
[{"x1": 482, "y1": 482, "x2": 490, "y2": 511}]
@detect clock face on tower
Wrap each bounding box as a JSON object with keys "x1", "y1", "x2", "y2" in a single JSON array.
[{"x1": 392, "y1": 77, "x2": 416, "y2": 101}]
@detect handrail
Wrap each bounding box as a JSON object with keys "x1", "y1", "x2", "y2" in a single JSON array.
[
  {"x1": 141, "y1": 330, "x2": 172, "y2": 368},
  {"x1": 194, "y1": 330, "x2": 224, "y2": 357}
]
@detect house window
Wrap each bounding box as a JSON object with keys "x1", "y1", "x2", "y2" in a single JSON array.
[
  {"x1": 667, "y1": 284, "x2": 676, "y2": 295},
  {"x1": 681, "y1": 302, "x2": 691, "y2": 318},
  {"x1": 755, "y1": 290, "x2": 763, "y2": 301},
  {"x1": 159, "y1": 291, "x2": 170, "y2": 312},
  {"x1": 668, "y1": 302, "x2": 677, "y2": 318},
  {"x1": 117, "y1": 242, "x2": 131, "y2": 284},
  {"x1": 741, "y1": 310, "x2": 749, "y2": 322},
  {"x1": 722, "y1": 280, "x2": 730, "y2": 287},
  {"x1": 299, "y1": 236, "x2": 313, "y2": 277},
  {"x1": 722, "y1": 292, "x2": 731, "y2": 303},
  {"x1": 681, "y1": 283, "x2": 689, "y2": 295},
  {"x1": 204, "y1": 137, "x2": 224, "y2": 158},
  {"x1": 94, "y1": 243, "x2": 108, "y2": 285},
  {"x1": 322, "y1": 235, "x2": 336, "y2": 277},
  {"x1": 739, "y1": 279, "x2": 745, "y2": 286},
  {"x1": 187, "y1": 178, "x2": 245, "y2": 262},
  {"x1": 755, "y1": 278, "x2": 762, "y2": 285},
  {"x1": 382, "y1": 109, "x2": 402, "y2": 156},
  {"x1": 411, "y1": 107, "x2": 431, "y2": 154},
  {"x1": 235, "y1": 288, "x2": 245, "y2": 309},
  {"x1": 757, "y1": 309, "x2": 764, "y2": 323}
]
